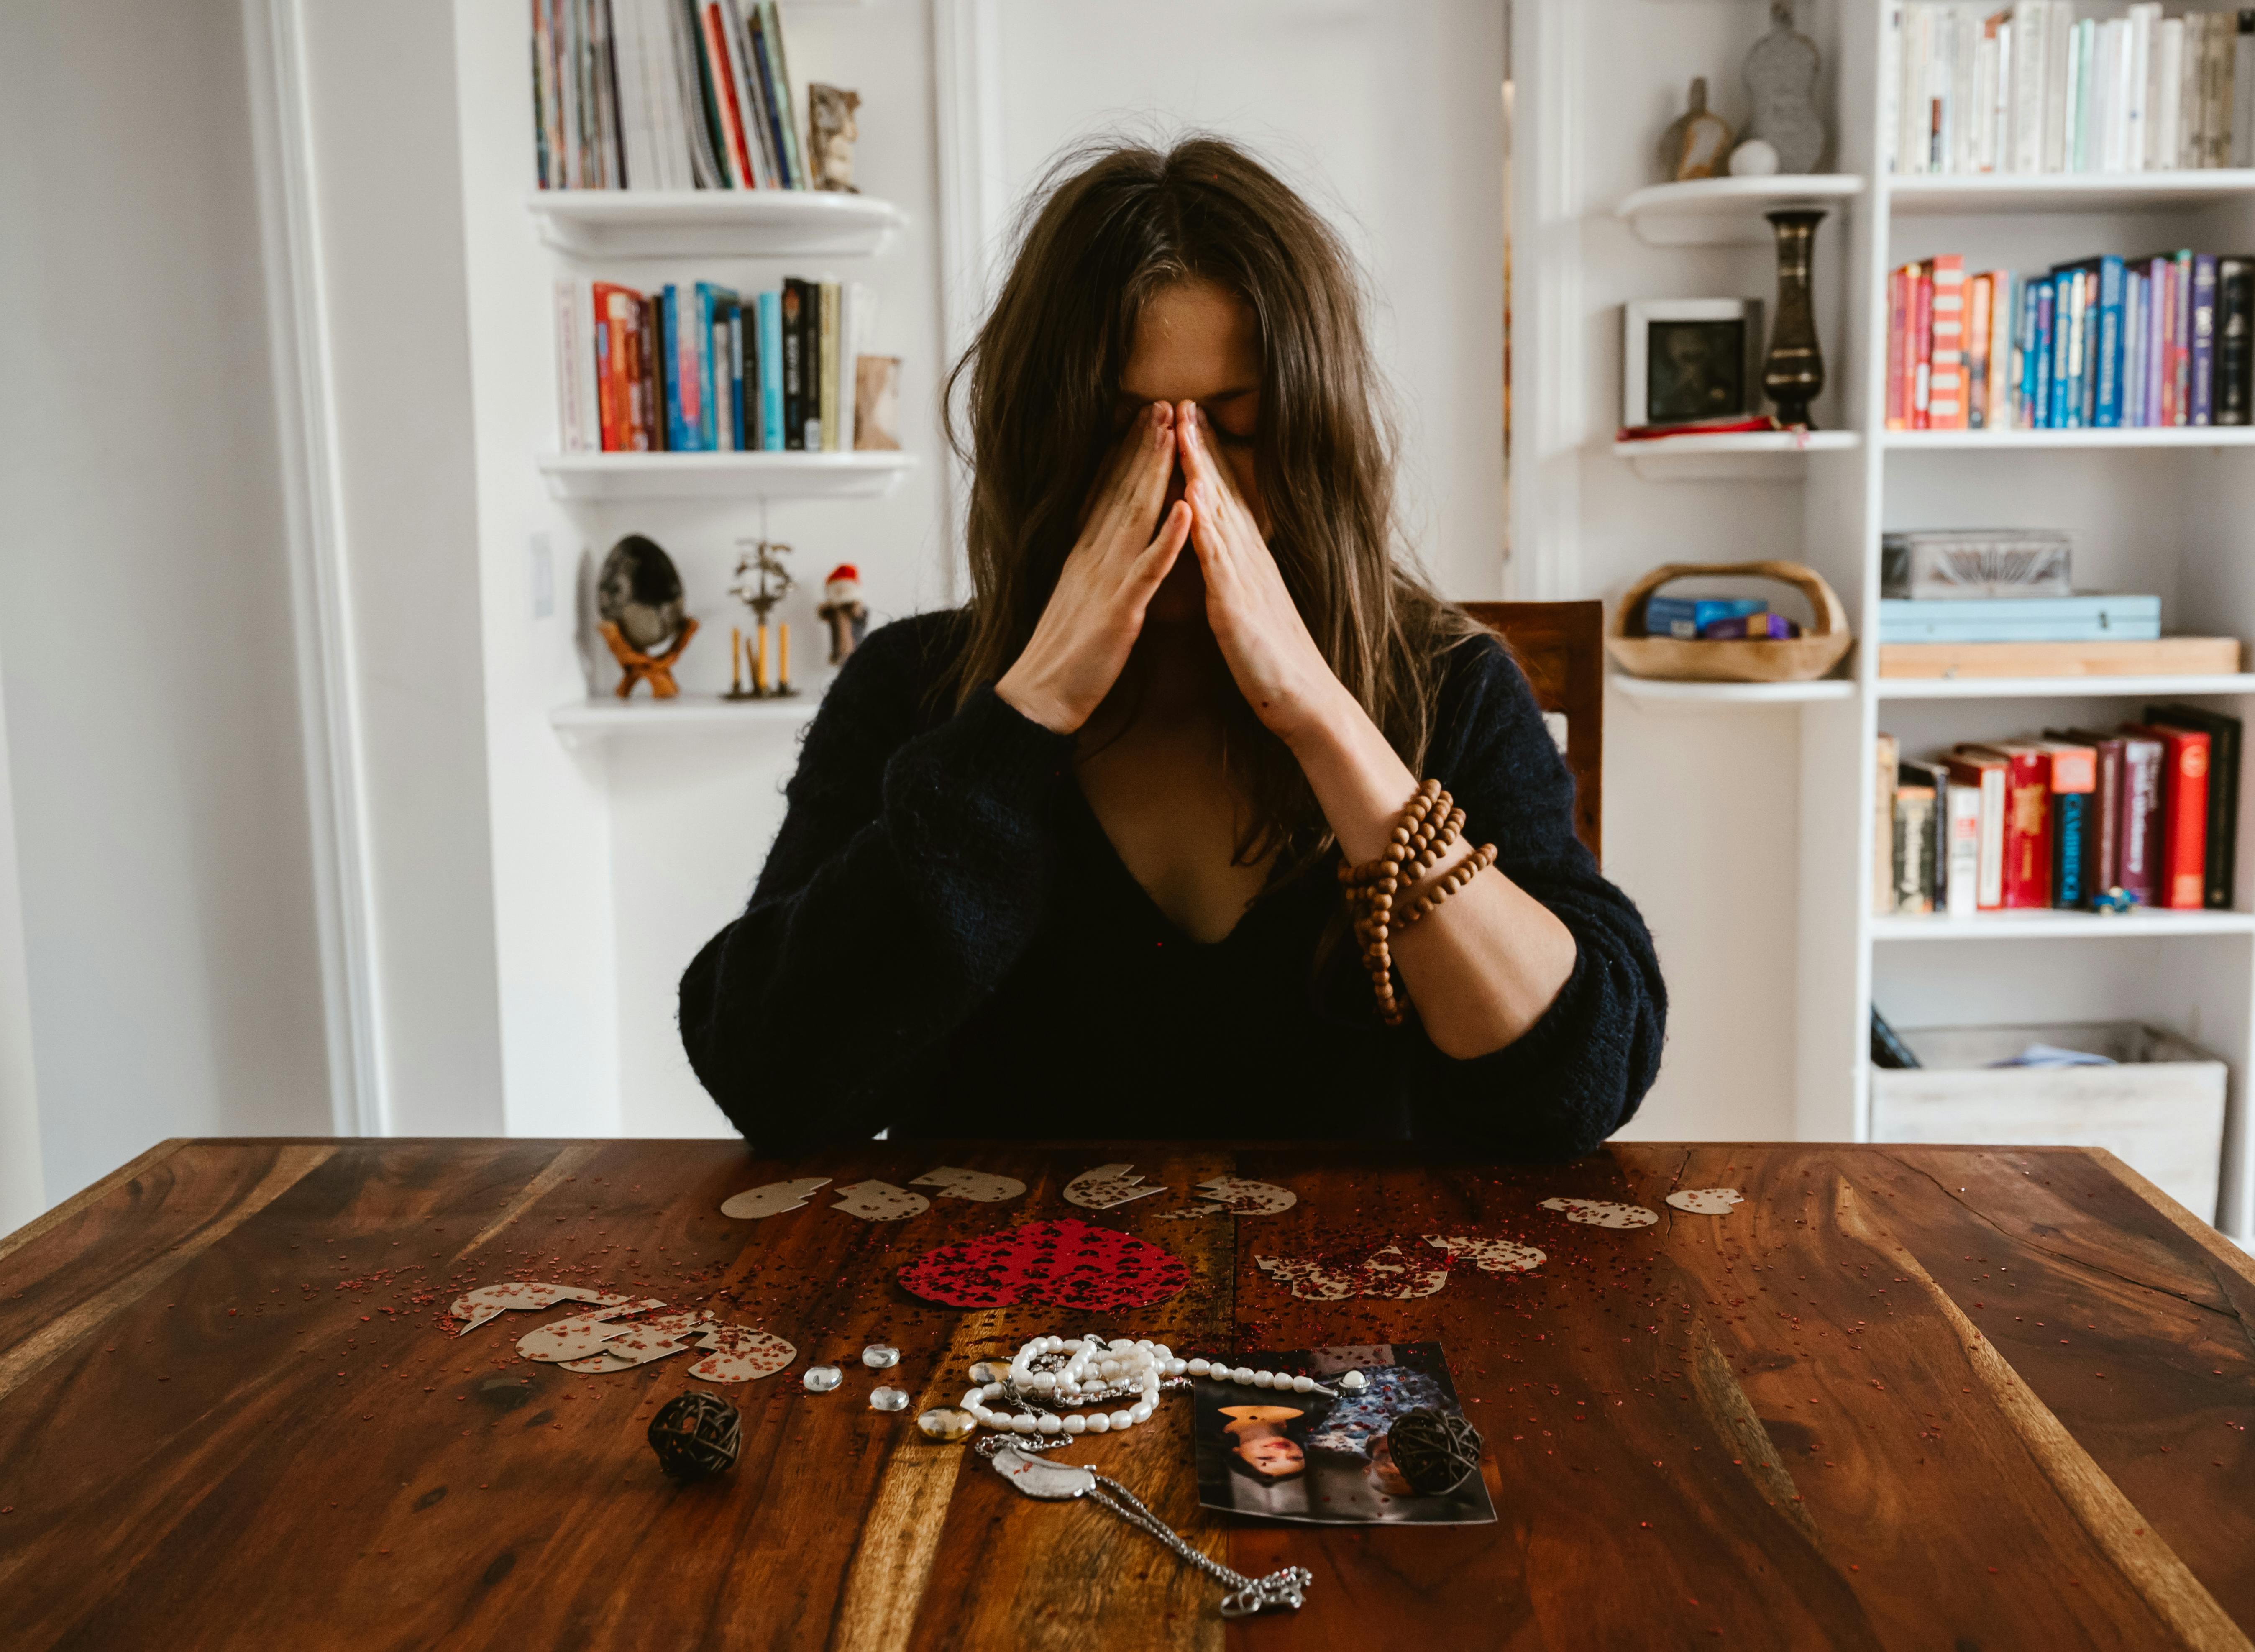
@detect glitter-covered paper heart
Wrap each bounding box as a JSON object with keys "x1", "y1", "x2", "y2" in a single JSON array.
[{"x1": 896, "y1": 1218, "x2": 1190, "y2": 1312}]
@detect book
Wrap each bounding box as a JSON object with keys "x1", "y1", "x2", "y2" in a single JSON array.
[
  {"x1": 2032, "y1": 740, "x2": 2096, "y2": 907},
  {"x1": 1967, "y1": 271, "x2": 1993, "y2": 427},
  {"x1": 780, "y1": 278, "x2": 809, "y2": 450},
  {"x1": 1912, "y1": 263, "x2": 1935, "y2": 427},
  {"x1": 2117, "y1": 729, "x2": 2165, "y2": 906},
  {"x1": 1894, "y1": 768, "x2": 1940, "y2": 915},
  {"x1": 697, "y1": 282, "x2": 737, "y2": 450},
  {"x1": 1876, "y1": 733, "x2": 1901, "y2": 915},
  {"x1": 1962, "y1": 743, "x2": 2051, "y2": 908},
  {"x1": 2053, "y1": 728, "x2": 2127, "y2": 900},
  {"x1": 554, "y1": 276, "x2": 598, "y2": 452},
  {"x1": 756, "y1": 4, "x2": 807, "y2": 190},
  {"x1": 819, "y1": 278, "x2": 842, "y2": 453},
  {"x1": 1871, "y1": 1004, "x2": 1922, "y2": 1070},
  {"x1": 1876, "y1": 593, "x2": 2160, "y2": 643},
  {"x1": 725, "y1": 0, "x2": 781, "y2": 187},
  {"x1": 594, "y1": 280, "x2": 645, "y2": 452},
  {"x1": 1945, "y1": 748, "x2": 2008, "y2": 910},
  {"x1": 669, "y1": 0, "x2": 729, "y2": 190},
  {"x1": 622, "y1": 291, "x2": 654, "y2": 450},
  {"x1": 728, "y1": 300, "x2": 749, "y2": 451},
  {"x1": 2238, "y1": 11, "x2": 2255, "y2": 169},
  {"x1": 2220, "y1": 256, "x2": 2253, "y2": 425},
  {"x1": 2191, "y1": 253, "x2": 2219, "y2": 425},
  {"x1": 2125, "y1": 722, "x2": 2211, "y2": 908},
  {"x1": 1886, "y1": 266, "x2": 1910, "y2": 429},
  {"x1": 695, "y1": 4, "x2": 750, "y2": 187},
  {"x1": 1944, "y1": 766, "x2": 1981, "y2": 917},
  {"x1": 758, "y1": 288, "x2": 784, "y2": 449},
  {"x1": 640, "y1": 291, "x2": 667, "y2": 450},
  {"x1": 1930, "y1": 256, "x2": 1968, "y2": 427},
  {"x1": 2144, "y1": 702, "x2": 2240, "y2": 908}
]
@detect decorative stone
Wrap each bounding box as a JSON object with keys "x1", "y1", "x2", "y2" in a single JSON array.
[
  {"x1": 596, "y1": 534, "x2": 689, "y2": 654},
  {"x1": 1728, "y1": 138, "x2": 1781, "y2": 177},
  {"x1": 968, "y1": 1360, "x2": 1007, "y2": 1385},
  {"x1": 647, "y1": 1391, "x2": 742, "y2": 1480},
  {"x1": 870, "y1": 1386, "x2": 910, "y2": 1412},
  {"x1": 862, "y1": 1343, "x2": 901, "y2": 1369},
  {"x1": 917, "y1": 1406, "x2": 977, "y2": 1442},
  {"x1": 802, "y1": 1365, "x2": 843, "y2": 1392}
]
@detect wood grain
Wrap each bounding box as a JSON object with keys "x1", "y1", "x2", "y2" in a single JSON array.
[{"x1": 2, "y1": 1140, "x2": 2252, "y2": 1650}]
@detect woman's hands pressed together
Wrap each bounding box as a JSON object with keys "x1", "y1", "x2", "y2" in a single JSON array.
[{"x1": 994, "y1": 403, "x2": 1193, "y2": 735}]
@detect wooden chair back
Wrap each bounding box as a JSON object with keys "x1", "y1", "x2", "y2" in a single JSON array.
[{"x1": 1460, "y1": 600, "x2": 1604, "y2": 859}]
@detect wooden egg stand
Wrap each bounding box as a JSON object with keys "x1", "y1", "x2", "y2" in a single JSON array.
[
  {"x1": 599, "y1": 617, "x2": 701, "y2": 699},
  {"x1": 1605, "y1": 558, "x2": 1851, "y2": 683}
]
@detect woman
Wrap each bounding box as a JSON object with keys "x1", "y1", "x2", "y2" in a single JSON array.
[
  {"x1": 1221, "y1": 1405, "x2": 1308, "y2": 1483},
  {"x1": 680, "y1": 136, "x2": 1664, "y2": 1153}
]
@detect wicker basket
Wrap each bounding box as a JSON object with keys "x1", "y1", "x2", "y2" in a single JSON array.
[{"x1": 1606, "y1": 559, "x2": 1853, "y2": 684}]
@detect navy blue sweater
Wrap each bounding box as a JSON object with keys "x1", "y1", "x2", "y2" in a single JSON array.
[{"x1": 680, "y1": 612, "x2": 1664, "y2": 1155}]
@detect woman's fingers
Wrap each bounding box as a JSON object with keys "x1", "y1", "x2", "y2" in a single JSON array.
[{"x1": 1132, "y1": 499, "x2": 1194, "y2": 591}]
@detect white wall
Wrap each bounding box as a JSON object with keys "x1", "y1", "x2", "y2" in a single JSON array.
[
  {"x1": 293, "y1": 1, "x2": 507, "y2": 1135},
  {"x1": 0, "y1": 0, "x2": 332, "y2": 1201},
  {"x1": 0, "y1": 661, "x2": 44, "y2": 1231}
]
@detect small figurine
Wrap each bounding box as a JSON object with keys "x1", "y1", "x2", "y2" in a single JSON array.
[
  {"x1": 1658, "y1": 77, "x2": 1735, "y2": 182},
  {"x1": 728, "y1": 539, "x2": 797, "y2": 699},
  {"x1": 596, "y1": 534, "x2": 697, "y2": 699},
  {"x1": 808, "y1": 84, "x2": 860, "y2": 193},
  {"x1": 1743, "y1": 0, "x2": 1826, "y2": 174},
  {"x1": 817, "y1": 563, "x2": 869, "y2": 665}
]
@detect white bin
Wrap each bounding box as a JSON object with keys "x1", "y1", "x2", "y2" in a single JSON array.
[{"x1": 1871, "y1": 1021, "x2": 2227, "y2": 1223}]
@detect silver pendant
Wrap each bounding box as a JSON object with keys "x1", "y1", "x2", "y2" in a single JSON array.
[{"x1": 987, "y1": 1447, "x2": 1312, "y2": 1619}]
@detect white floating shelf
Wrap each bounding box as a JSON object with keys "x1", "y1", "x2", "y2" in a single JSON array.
[
  {"x1": 1878, "y1": 672, "x2": 2255, "y2": 699},
  {"x1": 1615, "y1": 174, "x2": 1866, "y2": 246},
  {"x1": 537, "y1": 450, "x2": 914, "y2": 501},
  {"x1": 526, "y1": 190, "x2": 907, "y2": 258},
  {"x1": 1886, "y1": 427, "x2": 2255, "y2": 451},
  {"x1": 550, "y1": 697, "x2": 817, "y2": 749},
  {"x1": 1872, "y1": 909, "x2": 2255, "y2": 941},
  {"x1": 1612, "y1": 673, "x2": 1855, "y2": 707},
  {"x1": 1887, "y1": 169, "x2": 2255, "y2": 216},
  {"x1": 1612, "y1": 429, "x2": 1861, "y2": 481}
]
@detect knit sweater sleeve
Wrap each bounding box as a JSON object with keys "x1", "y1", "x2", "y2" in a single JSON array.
[
  {"x1": 1401, "y1": 633, "x2": 1666, "y2": 1157},
  {"x1": 678, "y1": 615, "x2": 1076, "y2": 1148}
]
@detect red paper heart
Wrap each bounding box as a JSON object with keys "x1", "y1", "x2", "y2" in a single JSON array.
[{"x1": 896, "y1": 1218, "x2": 1190, "y2": 1312}]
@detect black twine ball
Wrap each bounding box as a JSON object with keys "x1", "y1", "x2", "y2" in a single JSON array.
[
  {"x1": 648, "y1": 1391, "x2": 742, "y2": 1481},
  {"x1": 1387, "y1": 1406, "x2": 1483, "y2": 1496}
]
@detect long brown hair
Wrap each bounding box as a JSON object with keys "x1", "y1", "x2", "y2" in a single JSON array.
[{"x1": 944, "y1": 134, "x2": 1478, "y2": 875}]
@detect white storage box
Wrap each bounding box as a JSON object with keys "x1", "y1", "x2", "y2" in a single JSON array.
[{"x1": 1871, "y1": 1021, "x2": 2227, "y2": 1222}]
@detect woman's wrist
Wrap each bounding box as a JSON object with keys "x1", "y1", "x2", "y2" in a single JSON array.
[{"x1": 995, "y1": 664, "x2": 1084, "y2": 735}]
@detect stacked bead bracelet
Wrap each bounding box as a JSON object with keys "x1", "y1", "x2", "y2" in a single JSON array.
[
  {"x1": 959, "y1": 1336, "x2": 1363, "y2": 1442},
  {"x1": 1338, "y1": 779, "x2": 1499, "y2": 1027}
]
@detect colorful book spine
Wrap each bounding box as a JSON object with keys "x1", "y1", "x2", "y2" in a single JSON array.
[
  {"x1": 2191, "y1": 252, "x2": 2219, "y2": 425},
  {"x1": 2040, "y1": 742, "x2": 2097, "y2": 908},
  {"x1": 640, "y1": 293, "x2": 667, "y2": 451},
  {"x1": 2118, "y1": 732, "x2": 2165, "y2": 906},
  {"x1": 2134, "y1": 725, "x2": 2212, "y2": 908},
  {"x1": 1930, "y1": 256, "x2": 1968, "y2": 427},
  {"x1": 818, "y1": 279, "x2": 842, "y2": 452},
  {"x1": 758, "y1": 288, "x2": 784, "y2": 450},
  {"x1": 728, "y1": 303, "x2": 749, "y2": 451},
  {"x1": 2174, "y1": 251, "x2": 2194, "y2": 425},
  {"x1": 1996, "y1": 746, "x2": 2052, "y2": 908},
  {"x1": 594, "y1": 281, "x2": 642, "y2": 453},
  {"x1": 2094, "y1": 255, "x2": 2125, "y2": 426},
  {"x1": 1967, "y1": 270, "x2": 1993, "y2": 428},
  {"x1": 1946, "y1": 752, "x2": 2009, "y2": 910},
  {"x1": 1886, "y1": 266, "x2": 1910, "y2": 430},
  {"x1": 1945, "y1": 776, "x2": 1981, "y2": 917}
]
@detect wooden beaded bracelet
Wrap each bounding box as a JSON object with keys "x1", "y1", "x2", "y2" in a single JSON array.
[{"x1": 1336, "y1": 781, "x2": 1499, "y2": 1027}]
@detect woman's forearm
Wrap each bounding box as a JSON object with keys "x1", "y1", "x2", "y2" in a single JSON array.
[{"x1": 1282, "y1": 684, "x2": 1579, "y2": 1059}]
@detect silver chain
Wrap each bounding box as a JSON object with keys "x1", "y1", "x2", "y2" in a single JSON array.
[{"x1": 1085, "y1": 1473, "x2": 1313, "y2": 1618}]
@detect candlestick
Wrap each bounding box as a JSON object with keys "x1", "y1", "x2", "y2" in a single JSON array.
[
  {"x1": 778, "y1": 623, "x2": 790, "y2": 690},
  {"x1": 757, "y1": 624, "x2": 773, "y2": 694},
  {"x1": 730, "y1": 626, "x2": 744, "y2": 695}
]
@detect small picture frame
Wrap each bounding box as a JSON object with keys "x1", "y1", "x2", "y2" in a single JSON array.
[{"x1": 1623, "y1": 299, "x2": 1766, "y2": 430}]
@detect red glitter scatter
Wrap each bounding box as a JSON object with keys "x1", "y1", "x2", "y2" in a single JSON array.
[{"x1": 896, "y1": 1218, "x2": 1190, "y2": 1313}]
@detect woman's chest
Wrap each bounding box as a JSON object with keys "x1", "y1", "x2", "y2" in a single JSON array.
[{"x1": 1072, "y1": 724, "x2": 1276, "y2": 945}]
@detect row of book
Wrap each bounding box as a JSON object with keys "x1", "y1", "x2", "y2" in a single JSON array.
[
  {"x1": 1876, "y1": 706, "x2": 2242, "y2": 917},
  {"x1": 554, "y1": 275, "x2": 876, "y2": 453},
  {"x1": 1885, "y1": 251, "x2": 2254, "y2": 429},
  {"x1": 532, "y1": 0, "x2": 814, "y2": 190},
  {"x1": 1884, "y1": 3, "x2": 2255, "y2": 176}
]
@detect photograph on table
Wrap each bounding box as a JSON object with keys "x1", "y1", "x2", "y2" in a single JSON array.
[{"x1": 1192, "y1": 1342, "x2": 1495, "y2": 1526}]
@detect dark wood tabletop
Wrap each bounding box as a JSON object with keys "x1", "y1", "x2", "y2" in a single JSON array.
[{"x1": 3, "y1": 1137, "x2": 2253, "y2": 1649}]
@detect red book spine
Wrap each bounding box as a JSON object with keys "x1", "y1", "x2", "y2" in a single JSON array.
[
  {"x1": 591, "y1": 282, "x2": 635, "y2": 452},
  {"x1": 1929, "y1": 255, "x2": 1968, "y2": 429},
  {"x1": 1886, "y1": 266, "x2": 1909, "y2": 429},
  {"x1": 701, "y1": 5, "x2": 755, "y2": 188},
  {"x1": 1911, "y1": 264, "x2": 1935, "y2": 430},
  {"x1": 1981, "y1": 746, "x2": 2050, "y2": 908},
  {"x1": 2144, "y1": 726, "x2": 2213, "y2": 909},
  {"x1": 622, "y1": 299, "x2": 651, "y2": 451}
]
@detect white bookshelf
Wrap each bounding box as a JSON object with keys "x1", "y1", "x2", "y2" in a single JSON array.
[
  {"x1": 1610, "y1": 428, "x2": 1861, "y2": 480},
  {"x1": 1612, "y1": 674, "x2": 1856, "y2": 708},
  {"x1": 536, "y1": 449, "x2": 914, "y2": 501},
  {"x1": 1761, "y1": 1, "x2": 2255, "y2": 1238},
  {"x1": 1616, "y1": 174, "x2": 1867, "y2": 246},
  {"x1": 527, "y1": 189, "x2": 906, "y2": 258},
  {"x1": 549, "y1": 697, "x2": 817, "y2": 750}
]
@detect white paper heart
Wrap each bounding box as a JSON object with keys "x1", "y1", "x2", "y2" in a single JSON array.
[
  {"x1": 1062, "y1": 1163, "x2": 1165, "y2": 1210},
  {"x1": 448, "y1": 1281, "x2": 626, "y2": 1335},
  {"x1": 517, "y1": 1298, "x2": 671, "y2": 1363},
  {"x1": 1193, "y1": 1176, "x2": 1296, "y2": 1215},
  {"x1": 721, "y1": 1177, "x2": 832, "y2": 1219},
  {"x1": 1425, "y1": 1235, "x2": 1547, "y2": 1274},
  {"x1": 1665, "y1": 1188, "x2": 1744, "y2": 1216},
  {"x1": 1540, "y1": 1196, "x2": 1659, "y2": 1229},
  {"x1": 685, "y1": 1325, "x2": 798, "y2": 1383},
  {"x1": 829, "y1": 1180, "x2": 931, "y2": 1221},
  {"x1": 559, "y1": 1309, "x2": 714, "y2": 1373},
  {"x1": 908, "y1": 1166, "x2": 1027, "y2": 1203},
  {"x1": 1255, "y1": 1243, "x2": 1449, "y2": 1301}
]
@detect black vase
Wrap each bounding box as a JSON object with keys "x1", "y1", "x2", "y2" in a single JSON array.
[{"x1": 1763, "y1": 207, "x2": 1828, "y2": 428}]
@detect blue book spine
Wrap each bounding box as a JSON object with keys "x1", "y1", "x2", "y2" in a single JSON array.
[
  {"x1": 2079, "y1": 272, "x2": 2099, "y2": 427},
  {"x1": 2095, "y1": 256, "x2": 2124, "y2": 427},
  {"x1": 2035, "y1": 281, "x2": 2056, "y2": 428},
  {"x1": 2192, "y1": 253, "x2": 2219, "y2": 425},
  {"x1": 2017, "y1": 279, "x2": 2039, "y2": 427},
  {"x1": 729, "y1": 307, "x2": 748, "y2": 451},
  {"x1": 661, "y1": 284, "x2": 689, "y2": 452},
  {"x1": 694, "y1": 284, "x2": 718, "y2": 451},
  {"x1": 758, "y1": 290, "x2": 784, "y2": 450},
  {"x1": 2054, "y1": 792, "x2": 2088, "y2": 908}
]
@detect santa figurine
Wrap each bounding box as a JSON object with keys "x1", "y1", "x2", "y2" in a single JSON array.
[{"x1": 816, "y1": 563, "x2": 869, "y2": 665}]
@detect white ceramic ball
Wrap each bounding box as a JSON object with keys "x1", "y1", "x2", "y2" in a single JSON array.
[{"x1": 1728, "y1": 138, "x2": 1781, "y2": 177}]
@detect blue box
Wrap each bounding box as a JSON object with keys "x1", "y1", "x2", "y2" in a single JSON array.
[
  {"x1": 1877, "y1": 594, "x2": 2160, "y2": 643},
  {"x1": 1645, "y1": 596, "x2": 1768, "y2": 640}
]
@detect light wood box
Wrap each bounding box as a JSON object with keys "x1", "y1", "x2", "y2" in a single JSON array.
[
  {"x1": 1877, "y1": 637, "x2": 2243, "y2": 678},
  {"x1": 1872, "y1": 1021, "x2": 2227, "y2": 1221}
]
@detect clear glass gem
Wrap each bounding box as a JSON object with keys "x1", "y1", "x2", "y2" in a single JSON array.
[
  {"x1": 862, "y1": 1343, "x2": 901, "y2": 1369},
  {"x1": 917, "y1": 1406, "x2": 977, "y2": 1441},
  {"x1": 870, "y1": 1386, "x2": 910, "y2": 1412},
  {"x1": 968, "y1": 1360, "x2": 1006, "y2": 1385},
  {"x1": 802, "y1": 1365, "x2": 843, "y2": 1392}
]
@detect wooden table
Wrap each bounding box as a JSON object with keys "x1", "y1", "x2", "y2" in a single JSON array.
[{"x1": 3, "y1": 1138, "x2": 2253, "y2": 1649}]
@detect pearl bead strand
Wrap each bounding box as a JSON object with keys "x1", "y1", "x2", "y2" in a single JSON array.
[{"x1": 960, "y1": 1335, "x2": 1355, "y2": 1444}]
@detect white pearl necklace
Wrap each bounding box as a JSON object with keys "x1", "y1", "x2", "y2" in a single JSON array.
[{"x1": 961, "y1": 1336, "x2": 1357, "y2": 1442}]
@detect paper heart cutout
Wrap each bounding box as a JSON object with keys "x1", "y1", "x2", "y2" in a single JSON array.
[
  {"x1": 896, "y1": 1218, "x2": 1190, "y2": 1312},
  {"x1": 1665, "y1": 1187, "x2": 1743, "y2": 1216},
  {"x1": 447, "y1": 1281, "x2": 626, "y2": 1335},
  {"x1": 1255, "y1": 1242, "x2": 1448, "y2": 1301},
  {"x1": 1540, "y1": 1197, "x2": 1659, "y2": 1229}
]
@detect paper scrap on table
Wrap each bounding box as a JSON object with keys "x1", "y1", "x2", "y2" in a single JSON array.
[
  {"x1": 517, "y1": 1298, "x2": 670, "y2": 1363},
  {"x1": 829, "y1": 1180, "x2": 931, "y2": 1221},
  {"x1": 909, "y1": 1166, "x2": 1027, "y2": 1203},
  {"x1": 721, "y1": 1177, "x2": 831, "y2": 1219},
  {"x1": 1255, "y1": 1243, "x2": 1449, "y2": 1301},
  {"x1": 1539, "y1": 1197, "x2": 1659, "y2": 1229},
  {"x1": 448, "y1": 1282, "x2": 626, "y2": 1335},
  {"x1": 560, "y1": 1309, "x2": 715, "y2": 1373},
  {"x1": 1062, "y1": 1163, "x2": 1166, "y2": 1210},
  {"x1": 1192, "y1": 1176, "x2": 1296, "y2": 1215},
  {"x1": 686, "y1": 1325, "x2": 798, "y2": 1383},
  {"x1": 1424, "y1": 1235, "x2": 1546, "y2": 1274},
  {"x1": 1664, "y1": 1188, "x2": 1743, "y2": 1216}
]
